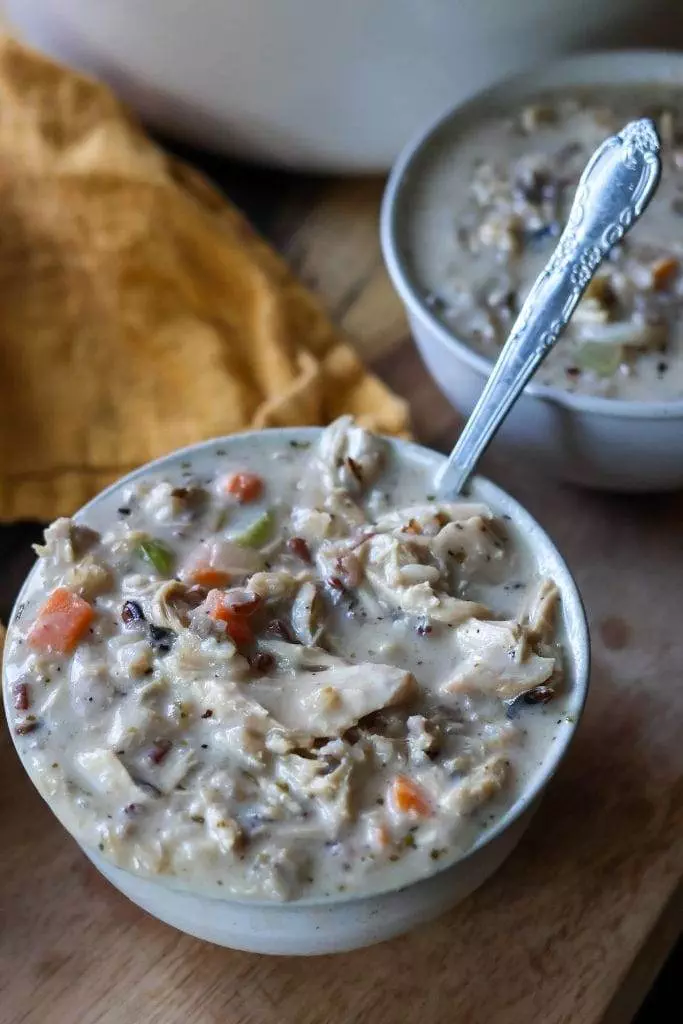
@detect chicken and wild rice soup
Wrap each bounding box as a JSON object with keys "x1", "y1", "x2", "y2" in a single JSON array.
[
  {"x1": 4, "y1": 419, "x2": 569, "y2": 901},
  {"x1": 406, "y1": 88, "x2": 683, "y2": 399}
]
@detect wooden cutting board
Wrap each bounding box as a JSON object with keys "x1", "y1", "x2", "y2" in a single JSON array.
[{"x1": 1, "y1": 171, "x2": 682, "y2": 1024}]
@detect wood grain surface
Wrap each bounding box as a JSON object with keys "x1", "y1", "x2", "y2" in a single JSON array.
[{"x1": 1, "y1": 165, "x2": 682, "y2": 1024}]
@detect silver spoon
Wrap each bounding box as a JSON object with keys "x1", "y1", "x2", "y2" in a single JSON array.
[{"x1": 436, "y1": 118, "x2": 662, "y2": 497}]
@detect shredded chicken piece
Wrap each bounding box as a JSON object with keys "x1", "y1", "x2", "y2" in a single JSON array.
[
  {"x1": 151, "y1": 580, "x2": 194, "y2": 631},
  {"x1": 290, "y1": 507, "x2": 336, "y2": 544},
  {"x1": 247, "y1": 570, "x2": 304, "y2": 603},
  {"x1": 314, "y1": 415, "x2": 384, "y2": 495},
  {"x1": 374, "y1": 502, "x2": 493, "y2": 535},
  {"x1": 290, "y1": 582, "x2": 324, "y2": 645},
  {"x1": 64, "y1": 556, "x2": 112, "y2": 599},
  {"x1": 431, "y1": 517, "x2": 505, "y2": 579},
  {"x1": 247, "y1": 659, "x2": 416, "y2": 737},
  {"x1": 442, "y1": 620, "x2": 555, "y2": 699},
  {"x1": 204, "y1": 806, "x2": 243, "y2": 854},
  {"x1": 34, "y1": 518, "x2": 99, "y2": 566},
  {"x1": 524, "y1": 578, "x2": 560, "y2": 642},
  {"x1": 407, "y1": 715, "x2": 441, "y2": 765},
  {"x1": 442, "y1": 756, "x2": 509, "y2": 814},
  {"x1": 111, "y1": 637, "x2": 154, "y2": 678},
  {"x1": 164, "y1": 632, "x2": 248, "y2": 682},
  {"x1": 357, "y1": 533, "x2": 488, "y2": 624},
  {"x1": 147, "y1": 747, "x2": 198, "y2": 795},
  {"x1": 140, "y1": 482, "x2": 193, "y2": 523},
  {"x1": 106, "y1": 700, "x2": 157, "y2": 752},
  {"x1": 69, "y1": 648, "x2": 117, "y2": 717},
  {"x1": 74, "y1": 749, "x2": 148, "y2": 804}
]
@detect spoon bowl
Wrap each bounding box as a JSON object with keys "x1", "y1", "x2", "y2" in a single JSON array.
[
  {"x1": 381, "y1": 50, "x2": 683, "y2": 492},
  {"x1": 435, "y1": 117, "x2": 661, "y2": 496}
]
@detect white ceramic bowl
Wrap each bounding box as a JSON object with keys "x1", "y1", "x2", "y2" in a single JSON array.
[
  {"x1": 381, "y1": 51, "x2": 683, "y2": 492},
  {"x1": 6, "y1": 0, "x2": 667, "y2": 170},
  {"x1": 3, "y1": 429, "x2": 589, "y2": 954}
]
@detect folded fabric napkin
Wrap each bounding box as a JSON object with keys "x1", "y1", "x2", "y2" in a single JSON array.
[{"x1": 0, "y1": 38, "x2": 408, "y2": 523}]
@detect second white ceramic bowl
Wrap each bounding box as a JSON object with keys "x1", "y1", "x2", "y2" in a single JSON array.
[
  {"x1": 381, "y1": 51, "x2": 683, "y2": 492},
  {"x1": 3, "y1": 429, "x2": 589, "y2": 953}
]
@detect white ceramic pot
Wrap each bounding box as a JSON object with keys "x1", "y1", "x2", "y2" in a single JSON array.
[
  {"x1": 3, "y1": 429, "x2": 590, "y2": 954},
  {"x1": 6, "y1": 0, "x2": 670, "y2": 171},
  {"x1": 381, "y1": 51, "x2": 683, "y2": 492}
]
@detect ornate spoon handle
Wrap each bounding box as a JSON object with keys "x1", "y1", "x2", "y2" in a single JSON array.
[{"x1": 436, "y1": 118, "x2": 661, "y2": 497}]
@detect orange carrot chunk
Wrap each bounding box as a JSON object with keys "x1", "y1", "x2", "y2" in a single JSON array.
[
  {"x1": 181, "y1": 541, "x2": 232, "y2": 588},
  {"x1": 389, "y1": 774, "x2": 432, "y2": 817},
  {"x1": 224, "y1": 617, "x2": 254, "y2": 647},
  {"x1": 225, "y1": 472, "x2": 263, "y2": 504},
  {"x1": 652, "y1": 256, "x2": 679, "y2": 291},
  {"x1": 27, "y1": 587, "x2": 95, "y2": 655},
  {"x1": 204, "y1": 590, "x2": 254, "y2": 646},
  {"x1": 185, "y1": 565, "x2": 232, "y2": 589}
]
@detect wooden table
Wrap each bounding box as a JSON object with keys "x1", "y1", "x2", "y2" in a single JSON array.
[{"x1": 1, "y1": 154, "x2": 682, "y2": 1024}]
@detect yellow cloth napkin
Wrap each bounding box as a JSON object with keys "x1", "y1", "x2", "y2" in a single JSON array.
[{"x1": 0, "y1": 38, "x2": 408, "y2": 523}]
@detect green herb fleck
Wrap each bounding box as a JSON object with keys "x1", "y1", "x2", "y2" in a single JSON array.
[
  {"x1": 404, "y1": 833, "x2": 416, "y2": 849},
  {"x1": 289, "y1": 439, "x2": 311, "y2": 450},
  {"x1": 137, "y1": 537, "x2": 174, "y2": 575}
]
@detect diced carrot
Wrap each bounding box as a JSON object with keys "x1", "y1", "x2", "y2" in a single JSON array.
[
  {"x1": 204, "y1": 589, "x2": 254, "y2": 646},
  {"x1": 224, "y1": 617, "x2": 254, "y2": 647},
  {"x1": 27, "y1": 587, "x2": 94, "y2": 655},
  {"x1": 389, "y1": 775, "x2": 432, "y2": 817},
  {"x1": 181, "y1": 542, "x2": 232, "y2": 588},
  {"x1": 204, "y1": 589, "x2": 230, "y2": 621},
  {"x1": 204, "y1": 588, "x2": 259, "y2": 618},
  {"x1": 652, "y1": 256, "x2": 679, "y2": 291},
  {"x1": 185, "y1": 565, "x2": 231, "y2": 588},
  {"x1": 225, "y1": 472, "x2": 263, "y2": 504},
  {"x1": 377, "y1": 822, "x2": 391, "y2": 848}
]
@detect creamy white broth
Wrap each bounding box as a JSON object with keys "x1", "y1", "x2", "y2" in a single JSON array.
[
  {"x1": 405, "y1": 87, "x2": 683, "y2": 400},
  {"x1": 4, "y1": 420, "x2": 569, "y2": 901}
]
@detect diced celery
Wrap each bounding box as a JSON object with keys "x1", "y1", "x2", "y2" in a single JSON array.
[
  {"x1": 137, "y1": 537, "x2": 174, "y2": 575},
  {"x1": 234, "y1": 510, "x2": 274, "y2": 548},
  {"x1": 576, "y1": 342, "x2": 623, "y2": 377}
]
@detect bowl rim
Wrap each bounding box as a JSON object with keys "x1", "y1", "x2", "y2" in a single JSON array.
[
  {"x1": 381, "y1": 47, "x2": 683, "y2": 422},
  {"x1": 2, "y1": 427, "x2": 590, "y2": 909}
]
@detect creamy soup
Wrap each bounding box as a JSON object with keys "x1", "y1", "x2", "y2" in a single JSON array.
[
  {"x1": 405, "y1": 89, "x2": 683, "y2": 400},
  {"x1": 3, "y1": 419, "x2": 569, "y2": 901}
]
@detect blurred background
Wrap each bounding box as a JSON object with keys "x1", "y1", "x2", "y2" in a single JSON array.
[{"x1": 8, "y1": 0, "x2": 683, "y2": 172}]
